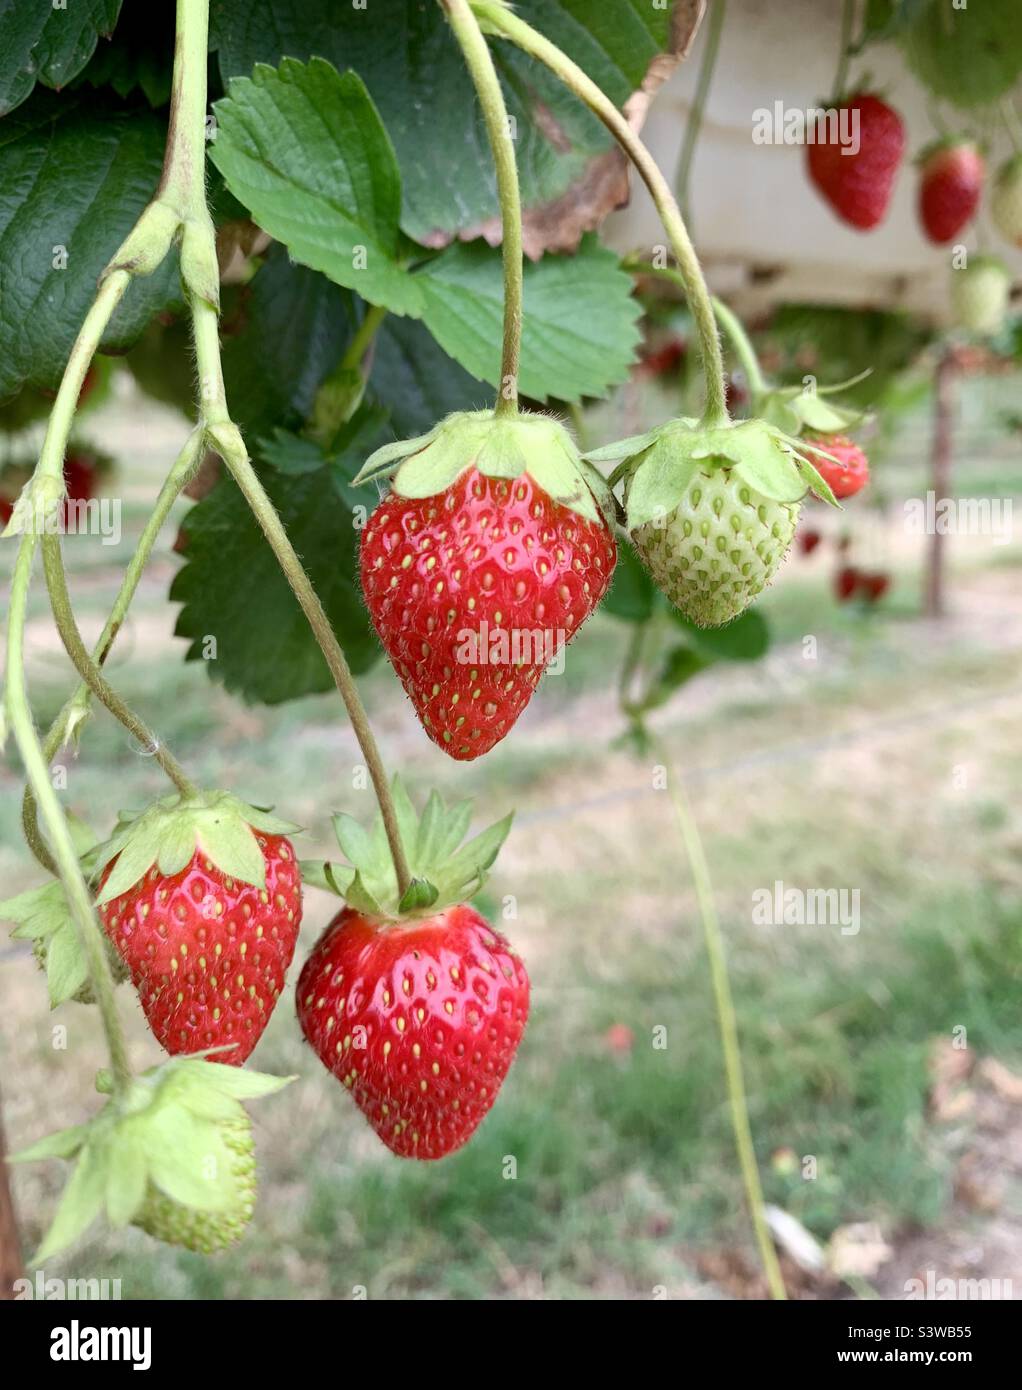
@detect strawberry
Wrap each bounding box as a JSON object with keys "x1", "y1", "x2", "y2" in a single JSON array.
[
  {"x1": 356, "y1": 410, "x2": 616, "y2": 759},
  {"x1": 587, "y1": 416, "x2": 838, "y2": 628},
  {"x1": 132, "y1": 1115, "x2": 258, "y2": 1253},
  {"x1": 298, "y1": 779, "x2": 526, "y2": 1159},
  {"x1": 798, "y1": 527, "x2": 822, "y2": 555},
  {"x1": 12, "y1": 1059, "x2": 291, "y2": 1260},
  {"x1": 802, "y1": 433, "x2": 870, "y2": 500},
  {"x1": 951, "y1": 255, "x2": 1011, "y2": 336},
  {"x1": 806, "y1": 93, "x2": 905, "y2": 230},
  {"x1": 917, "y1": 139, "x2": 984, "y2": 244},
  {"x1": 299, "y1": 904, "x2": 528, "y2": 1160},
  {"x1": 991, "y1": 154, "x2": 1022, "y2": 248},
  {"x1": 94, "y1": 792, "x2": 302, "y2": 1064},
  {"x1": 834, "y1": 565, "x2": 861, "y2": 601},
  {"x1": 860, "y1": 570, "x2": 891, "y2": 603}
]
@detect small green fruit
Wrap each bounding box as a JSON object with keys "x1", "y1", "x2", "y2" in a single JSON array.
[
  {"x1": 133, "y1": 1117, "x2": 257, "y2": 1253},
  {"x1": 633, "y1": 469, "x2": 799, "y2": 627}
]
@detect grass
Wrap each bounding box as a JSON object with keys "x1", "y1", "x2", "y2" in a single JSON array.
[{"x1": 2, "y1": 377, "x2": 1021, "y2": 1298}]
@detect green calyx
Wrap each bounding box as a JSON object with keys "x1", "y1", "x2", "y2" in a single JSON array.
[
  {"x1": 756, "y1": 371, "x2": 872, "y2": 436},
  {"x1": 587, "y1": 416, "x2": 840, "y2": 532},
  {"x1": 3, "y1": 879, "x2": 128, "y2": 1008},
  {"x1": 352, "y1": 408, "x2": 615, "y2": 527},
  {"x1": 301, "y1": 776, "x2": 512, "y2": 920},
  {"x1": 1, "y1": 812, "x2": 126, "y2": 1007},
  {"x1": 92, "y1": 790, "x2": 301, "y2": 906},
  {"x1": 10, "y1": 1057, "x2": 293, "y2": 1260}
]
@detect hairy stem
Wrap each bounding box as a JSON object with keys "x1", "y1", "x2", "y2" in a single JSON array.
[
  {"x1": 41, "y1": 535, "x2": 197, "y2": 797},
  {"x1": 444, "y1": 0, "x2": 523, "y2": 417},
  {"x1": 675, "y1": 0, "x2": 726, "y2": 225},
  {"x1": 711, "y1": 296, "x2": 767, "y2": 397},
  {"x1": 659, "y1": 743, "x2": 787, "y2": 1299},
  {"x1": 309, "y1": 302, "x2": 389, "y2": 445},
  {"x1": 6, "y1": 540, "x2": 133, "y2": 1092},
  {"x1": 22, "y1": 431, "x2": 203, "y2": 874},
  {"x1": 183, "y1": 290, "x2": 413, "y2": 891},
  {"x1": 473, "y1": 0, "x2": 728, "y2": 425}
]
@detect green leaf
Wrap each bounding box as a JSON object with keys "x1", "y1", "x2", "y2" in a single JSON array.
[
  {"x1": 603, "y1": 537, "x2": 658, "y2": 623},
  {"x1": 671, "y1": 607, "x2": 770, "y2": 662},
  {"x1": 371, "y1": 315, "x2": 486, "y2": 436},
  {"x1": 171, "y1": 420, "x2": 383, "y2": 705},
  {"x1": 0, "y1": 0, "x2": 121, "y2": 116},
  {"x1": 641, "y1": 645, "x2": 711, "y2": 711},
  {"x1": 70, "y1": 2, "x2": 175, "y2": 108},
  {"x1": 221, "y1": 245, "x2": 356, "y2": 441},
  {"x1": 0, "y1": 91, "x2": 182, "y2": 398},
  {"x1": 211, "y1": 0, "x2": 678, "y2": 245},
  {"x1": 210, "y1": 60, "x2": 421, "y2": 315},
  {"x1": 416, "y1": 237, "x2": 641, "y2": 403}
]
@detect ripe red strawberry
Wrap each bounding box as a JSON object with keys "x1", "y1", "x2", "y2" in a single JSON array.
[
  {"x1": 834, "y1": 565, "x2": 861, "y2": 601},
  {"x1": 297, "y1": 780, "x2": 524, "y2": 1159},
  {"x1": 299, "y1": 904, "x2": 528, "y2": 1159},
  {"x1": 860, "y1": 570, "x2": 891, "y2": 603},
  {"x1": 807, "y1": 93, "x2": 905, "y2": 230},
  {"x1": 95, "y1": 792, "x2": 302, "y2": 1064},
  {"x1": 357, "y1": 410, "x2": 616, "y2": 759},
  {"x1": 918, "y1": 139, "x2": 984, "y2": 244},
  {"x1": 803, "y1": 433, "x2": 870, "y2": 499},
  {"x1": 798, "y1": 526, "x2": 822, "y2": 555}
]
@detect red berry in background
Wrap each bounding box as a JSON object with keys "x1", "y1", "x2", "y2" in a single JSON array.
[
  {"x1": 63, "y1": 452, "x2": 98, "y2": 504},
  {"x1": 798, "y1": 527, "x2": 822, "y2": 556},
  {"x1": 638, "y1": 336, "x2": 687, "y2": 378},
  {"x1": 361, "y1": 467, "x2": 616, "y2": 760},
  {"x1": 803, "y1": 433, "x2": 870, "y2": 500},
  {"x1": 725, "y1": 378, "x2": 749, "y2": 414},
  {"x1": 100, "y1": 832, "x2": 301, "y2": 1065},
  {"x1": 917, "y1": 139, "x2": 984, "y2": 244},
  {"x1": 0, "y1": 497, "x2": 11, "y2": 526},
  {"x1": 298, "y1": 904, "x2": 530, "y2": 1160},
  {"x1": 806, "y1": 93, "x2": 905, "y2": 230},
  {"x1": 834, "y1": 565, "x2": 861, "y2": 602},
  {"x1": 860, "y1": 571, "x2": 891, "y2": 603},
  {"x1": 604, "y1": 1023, "x2": 634, "y2": 1055}
]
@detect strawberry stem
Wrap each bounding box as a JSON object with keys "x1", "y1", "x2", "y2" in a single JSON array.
[
  {"x1": 22, "y1": 430, "x2": 204, "y2": 875},
  {"x1": 675, "y1": 0, "x2": 726, "y2": 228},
  {"x1": 443, "y1": 0, "x2": 523, "y2": 418},
  {"x1": 659, "y1": 741, "x2": 787, "y2": 1300},
  {"x1": 5, "y1": 539, "x2": 134, "y2": 1094},
  {"x1": 472, "y1": 0, "x2": 729, "y2": 426},
  {"x1": 41, "y1": 534, "x2": 198, "y2": 798}
]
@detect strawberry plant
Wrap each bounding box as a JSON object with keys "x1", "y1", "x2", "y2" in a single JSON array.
[{"x1": 1, "y1": 0, "x2": 1017, "y2": 1308}]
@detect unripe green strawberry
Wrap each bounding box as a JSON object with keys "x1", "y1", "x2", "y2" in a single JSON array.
[
  {"x1": 950, "y1": 255, "x2": 1011, "y2": 336},
  {"x1": 10, "y1": 1059, "x2": 291, "y2": 1263},
  {"x1": 633, "y1": 469, "x2": 799, "y2": 627},
  {"x1": 587, "y1": 416, "x2": 838, "y2": 628},
  {"x1": 991, "y1": 154, "x2": 1022, "y2": 248},
  {"x1": 132, "y1": 1116, "x2": 257, "y2": 1252}
]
